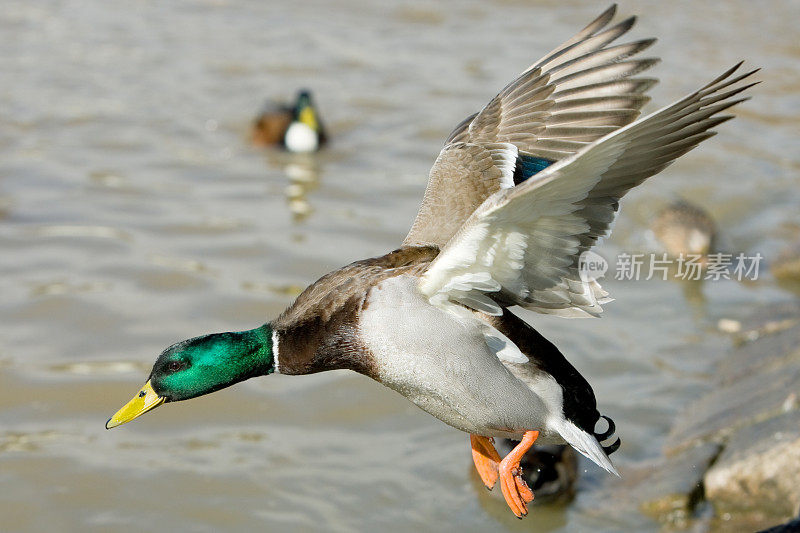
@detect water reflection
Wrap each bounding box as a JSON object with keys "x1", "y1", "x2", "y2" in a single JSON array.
[
  {"x1": 680, "y1": 278, "x2": 708, "y2": 320},
  {"x1": 469, "y1": 467, "x2": 569, "y2": 531},
  {"x1": 264, "y1": 151, "x2": 322, "y2": 223},
  {"x1": 0, "y1": 194, "x2": 10, "y2": 220}
]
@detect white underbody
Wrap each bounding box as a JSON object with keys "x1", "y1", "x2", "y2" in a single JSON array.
[
  {"x1": 359, "y1": 275, "x2": 617, "y2": 474},
  {"x1": 284, "y1": 122, "x2": 319, "y2": 153}
]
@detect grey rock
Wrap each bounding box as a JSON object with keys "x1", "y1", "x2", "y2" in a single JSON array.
[
  {"x1": 666, "y1": 304, "x2": 800, "y2": 454},
  {"x1": 719, "y1": 316, "x2": 800, "y2": 383},
  {"x1": 637, "y1": 443, "x2": 722, "y2": 527},
  {"x1": 584, "y1": 303, "x2": 800, "y2": 530},
  {"x1": 586, "y1": 442, "x2": 721, "y2": 529},
  {"x1": 665, "y1": 360, "x2": 800, "y2": 455},
  {"x1": 650, "y1": 304, "x2": 800, "y2": 530},
  {"x1": 705, "y1": 410, "x2": 800, "y2": 520},
  {"x1": 757, "y1": 513, "x2": 800, "y2": 532}
]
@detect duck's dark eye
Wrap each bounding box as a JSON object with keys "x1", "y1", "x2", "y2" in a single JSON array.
[{"x1": 167, "y1": 360, "x2": 184, "y2": 372}]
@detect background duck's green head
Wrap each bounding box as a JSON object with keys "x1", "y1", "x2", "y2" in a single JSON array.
[
  {"x1": 106, "y1": 324, "x2": 274, "y2": 429},
  {"x1": 293, "y1": 89, "x2": 321, "y2": 131}
]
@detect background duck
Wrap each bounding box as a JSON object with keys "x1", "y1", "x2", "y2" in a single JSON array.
[
  {"x1": 651, "y1": 200, "x2": 718, "y2": 259},
  {"x1": 107, "y1": 6, "x2": 757, "y2": 520},
  {"x1": 250, "y1": 89, "x2": 327, "y2": 152}
]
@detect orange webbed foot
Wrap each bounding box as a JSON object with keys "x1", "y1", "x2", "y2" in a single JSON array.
[
  {"x1": 498, "y1": 430, "x2": 539, "y2": 518},
  {"x1": 470, "y1": 434, "x2": 502, "y2": 489}
]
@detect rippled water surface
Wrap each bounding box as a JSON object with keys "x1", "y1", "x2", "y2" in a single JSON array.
[{"x1": 1, "y1": 1, "x2": 799, "y2": 531}]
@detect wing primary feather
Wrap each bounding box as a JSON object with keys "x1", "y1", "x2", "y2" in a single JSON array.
[
  {"x1": 546, "y1": 39, "x2": 657, "y2": 77},
  {"x1": 699, "y1": 60, "x2": 745, "y2": 91},
  {"x1": 419, "y1": 63, "x2": 757, "y2": 317},
  {"x1": 407, "y1": 5, "x2": 660, "y2": 249},
  {"x1": 531, "y1": 5, "x2": 619, "y2": 70},
  {"x1": 552, "y1": 77, "x2": 657, "y2": 99}
]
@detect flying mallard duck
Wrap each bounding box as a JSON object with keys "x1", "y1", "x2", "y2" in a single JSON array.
[
  {"x1": 250, "y1": 89, "x2": 327, "y2": 152},
  {"x1": 108, "y1": 6, "x2": 757, "y2": 518}
]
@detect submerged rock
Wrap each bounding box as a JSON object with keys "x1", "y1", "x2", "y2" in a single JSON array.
[
  {"x1": 665, "y1": 359, "x2": 800, "y2": 455},
  {"x1": 674, "y1": 303, "x2": 800, "y2": 530},
  {"x1": 578, "y1": 441, "x2": 721, "y2": 530},
  {"x1": 635, "y1": 442, "x2": 721, "y2": 527},
  {"x1": 756, "y1": 513, "x2": 800, "y2": 533},
  {"x1": 588, "y1": 302, "x2": 800, "y2": 531}
]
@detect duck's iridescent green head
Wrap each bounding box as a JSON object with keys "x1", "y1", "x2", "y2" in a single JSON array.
[
  {"x1": 106, "y1": 324, "x2": 274, "y2": 429},
  {"x1": 293, "y1": 89, "x2": 320, "y2": 131}
]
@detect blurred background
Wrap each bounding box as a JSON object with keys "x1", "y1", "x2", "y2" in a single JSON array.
[{"x1": 1, "y1": 1, "x2": 798, "y2": 531}]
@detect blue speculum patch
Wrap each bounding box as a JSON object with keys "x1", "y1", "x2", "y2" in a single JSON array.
[{"x1": 514, "y1": 154, "x2": 554, "y2": 185}]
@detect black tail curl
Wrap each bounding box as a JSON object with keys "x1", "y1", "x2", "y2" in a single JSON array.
[{"x1": 594, "y1": 415, "x2": 621, "y2": 456}]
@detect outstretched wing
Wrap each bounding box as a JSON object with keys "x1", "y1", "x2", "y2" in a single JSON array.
[
  {"x1": 419, "y1": 64, "x2": 758, "y2": 318},
  {"x1": 404, "y1": 5, "x2": 659, "y2": 247}
]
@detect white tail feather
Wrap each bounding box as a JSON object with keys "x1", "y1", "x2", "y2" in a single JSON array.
[{"x1": 551, "y1": 418, "x2": 619, "y2": 476}]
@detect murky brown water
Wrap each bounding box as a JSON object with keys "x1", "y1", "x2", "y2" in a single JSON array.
[{"x1": 1, "y1": 0, "x2": 798, "y2": 531}]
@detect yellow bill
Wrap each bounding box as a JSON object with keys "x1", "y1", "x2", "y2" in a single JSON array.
[{"x1": 106, "y1": 380, "x2": 165, "y2": 429}]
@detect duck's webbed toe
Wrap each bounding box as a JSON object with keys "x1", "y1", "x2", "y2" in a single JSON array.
[
  {"x1": 470, "y1": 434, "x2": 502, "y2": 489},
  {"x1": 498, "y1": 430, "x2": 539, "y2": 518}
]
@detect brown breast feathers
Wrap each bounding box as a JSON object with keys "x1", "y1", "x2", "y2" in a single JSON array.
[{"x1": 272, "y1": 245, "x2": 439, "y2": 377}]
